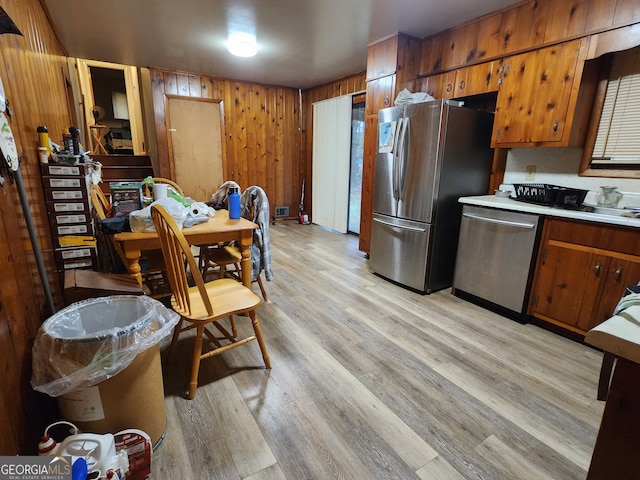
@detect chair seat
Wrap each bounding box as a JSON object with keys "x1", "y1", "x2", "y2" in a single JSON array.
[{"x1": 171, "y1": 278, "x2": 261, "y2": 322}]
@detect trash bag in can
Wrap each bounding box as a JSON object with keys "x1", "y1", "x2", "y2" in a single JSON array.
[
  {"x1": 31, "y1": 295, "x2": 180, "y2": 446},
  {"x1": 31, "y1": 295, "x2": 179, "y2": 397}
]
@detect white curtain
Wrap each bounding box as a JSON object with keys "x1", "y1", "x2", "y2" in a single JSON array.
[{"x1": 312, "y1": 95, "x2": 352, "y2": 233}]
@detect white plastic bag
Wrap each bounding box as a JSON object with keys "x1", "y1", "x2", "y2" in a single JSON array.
[
  {"x1": 129, "y1": 196, "x2": 189, "y2": 233},
  {"x1": 394, "y1": 88, "x2": 436, "y2": 105}
]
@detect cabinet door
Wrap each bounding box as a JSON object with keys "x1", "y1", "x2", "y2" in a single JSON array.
[
  {"x1": 530, "y1": 242, "x2": 608, "y2": 330},
  {"x1": 421, "y1": 72, "x2": 455, "y2": 99},
  {"x1": 589, "y1": 258, "x2": 640, "y2": 330},
  {"x1": 365, "y1": 75, "x2": 396, "y2": 115},
  {"x1": 492, "y1": 40, "x2": 583, "y2": 146},
  {"x1": 453, "y1": 62, "x2": 500, "y2": 98}
]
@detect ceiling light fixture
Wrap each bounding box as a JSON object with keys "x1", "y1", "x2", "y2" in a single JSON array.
[{"x1": 227, "y1": 32, "x2": 257, "y2": 57}]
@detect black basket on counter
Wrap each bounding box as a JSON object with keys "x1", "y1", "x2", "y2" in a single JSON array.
[{"x1": 512, "y1": 183, "x2": 588, "y2": 207}]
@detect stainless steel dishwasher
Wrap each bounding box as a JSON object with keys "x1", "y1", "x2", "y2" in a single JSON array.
[{"x1": 452, "y1": 204, "x2": 542, "y2": 321}]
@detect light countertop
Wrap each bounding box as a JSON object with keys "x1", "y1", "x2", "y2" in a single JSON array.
[{"x1": 459, "y1": 195, "x2": 640, "y2": 228}]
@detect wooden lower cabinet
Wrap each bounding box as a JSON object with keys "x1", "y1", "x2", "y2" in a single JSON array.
[{"x1": 529, "y1": 218, "x2": 640, "y2": 335}]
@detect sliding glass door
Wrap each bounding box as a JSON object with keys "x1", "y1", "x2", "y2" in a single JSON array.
[{"x1": 348, "y1": 101, "x2": 365, "y2": 234}]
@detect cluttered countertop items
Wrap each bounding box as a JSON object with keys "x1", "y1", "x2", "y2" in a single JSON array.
[{"x1": 460, "y1": 183, "x2": 640, "y2": 228}]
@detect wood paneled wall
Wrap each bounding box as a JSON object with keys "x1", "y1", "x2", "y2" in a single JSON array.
[
  {"x1": 0, "y1": 0, "x2": 73, "y2": 454},
  {"x1": 150, "y1": 70, "x2": 303, "y2": 216},
  {"x1": 149, "y1": 68, "x2": 366, "y2": 221}
]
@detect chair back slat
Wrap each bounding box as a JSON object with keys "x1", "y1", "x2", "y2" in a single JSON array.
[
  {"x1": 151, "y1": 204, "x2": 213, "y2": 316},
  {"x1": 90, "y1": 184, "x2": 109, "y2": 220}
]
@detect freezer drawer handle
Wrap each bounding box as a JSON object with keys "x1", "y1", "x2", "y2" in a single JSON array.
[
  {"x1": 462, "y1": 212, "x2": 536, "y2": 229},
  {"x1": 373, "y1": 217, "x2": 426, "y2": 232}
]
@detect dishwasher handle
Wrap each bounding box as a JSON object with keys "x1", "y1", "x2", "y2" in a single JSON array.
[{"x1": 462, "y1": 212, "x2": 536, "y2": 229}]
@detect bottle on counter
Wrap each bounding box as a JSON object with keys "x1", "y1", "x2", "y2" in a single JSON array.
[
  {"x1": 69, "y1": 127, "x2": 80, "y2": 155},
  {"x1": 228, "y1": 186, "x2": 241, "y2": 219},
  {"x1": 37, "y1": 126, "x2": 51, "y2": 158}
]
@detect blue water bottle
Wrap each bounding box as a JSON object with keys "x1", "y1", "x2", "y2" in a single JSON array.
[{"x1": 228, "y1": 186, "x2": 241, "y2": 219}]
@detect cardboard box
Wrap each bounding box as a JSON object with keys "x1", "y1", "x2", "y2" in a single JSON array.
[
  {"x1": 57, "y1": 345, "x2": 167, "y2": 448},
  {"x1": 63, "y1": 269, "x2": 144, "y2": 305}
]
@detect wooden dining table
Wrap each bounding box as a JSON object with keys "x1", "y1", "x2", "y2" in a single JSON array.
[{"x1": 113, "y1": 209, "x2": 257, "y2": 288}]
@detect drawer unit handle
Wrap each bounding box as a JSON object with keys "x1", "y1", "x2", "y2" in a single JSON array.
[{"x1": 614, "y1": 267, "x2": 622, "y2": 283}]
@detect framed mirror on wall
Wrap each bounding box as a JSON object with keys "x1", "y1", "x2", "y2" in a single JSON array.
[
  {"x1": 76, "y1": 59, "x2": 146, "y2": 155},
  {"x1": 580, "y1": 45, "x2": 640, "y2": 179}
]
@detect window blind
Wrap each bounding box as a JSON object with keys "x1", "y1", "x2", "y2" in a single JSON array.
[
  {"x1": 592, "y1": 48, "x2": 640, "y2": 163},
  {"x1": 311, "y1": 95, "x2": 352, "y2": 233}
]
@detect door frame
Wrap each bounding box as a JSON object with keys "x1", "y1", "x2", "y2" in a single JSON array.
[{"x1": 76, "y1": 59, "x2": 146, "y2": 154}]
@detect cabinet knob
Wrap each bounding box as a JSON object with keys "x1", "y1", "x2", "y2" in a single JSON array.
[
  {"x1": 614, "y1": 266, "x2": 622, "y2": 283},
  {"x1": 594, "y1": 263, "x2": 601, "y2": 277}
]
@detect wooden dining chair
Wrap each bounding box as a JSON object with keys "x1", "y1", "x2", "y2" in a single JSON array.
[
  {"x1": 150, "y1": 204, "x2": 271, "y2": 400},
  {"x1": 89, "y1": 183, "x2": 111, "y2": 219},
  {"x1": 199, "y1": 186, "x2": 271, "y2": 301},
  {"x1": 142, "y1": 177, "x2": 184, "y2": 198}
]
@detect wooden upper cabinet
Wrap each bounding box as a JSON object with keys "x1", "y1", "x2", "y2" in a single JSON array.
[
  {"x1": 419, "y1": 35, "x2": 444, "y2": 76},
  {"x1": 439, "y1": 23, "x2": 480, "y2": 71},
  {"x1": 492, "y1": 38, "x2": 593, "y2": 147},
  {"x1": 542, "y1": 0, "x2": 590, "y2": 43},
  {"x1": 541, "y1": 0, "x2": 640, "y2": 43},
  {"x1": 453, "y1": 61, "x2": 500, "y2": 98},
  {"x1": 418, "y1": 71, "x2": 454, "y2": 99},
  {"x1": 365, "y1": 75, "x2": 396, "y2": 115},
  {"x1": 367, "y1": 36, "x2": 400, "y2": 80},
  {"x1": 417, "y1": 61, "x2": 499, "y2": 100},
  {"x1": 367, "y1": 34, "x2": 421, "y2": 83}
]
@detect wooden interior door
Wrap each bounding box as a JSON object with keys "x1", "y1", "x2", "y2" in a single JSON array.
[{"x1": 166, "y1": 97, "x2": 224, "y2": 201}]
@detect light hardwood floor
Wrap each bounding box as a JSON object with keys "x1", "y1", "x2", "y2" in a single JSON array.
[{"x1": 153, "y1": 222, "x2": 605, "y2": 480}]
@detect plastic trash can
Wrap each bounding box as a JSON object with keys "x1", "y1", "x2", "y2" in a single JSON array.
[{"x1": 31, "y1": 295, "x2": 179, "y2": 448}]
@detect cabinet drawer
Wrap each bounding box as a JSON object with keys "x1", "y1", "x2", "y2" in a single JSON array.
[{"x1": 544, "y1": 218, "x2": 640, "y2": 256}]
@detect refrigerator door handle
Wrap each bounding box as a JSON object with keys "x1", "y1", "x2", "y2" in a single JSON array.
[
  {"x1": 397, "y1": 117, "x2": 410, "y2": 200},
  {"x1": 392, "y1": 118, "x2": 404, "y2": 200},
  {"x1": 373, "y1": 217, "x2": 427, "y2": 232}
]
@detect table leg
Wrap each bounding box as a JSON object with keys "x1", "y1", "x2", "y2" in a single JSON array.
[
  {"x1": 121, "y1": 247, "x2": 143, "y2": 286},
  {"x1": 587, "y1": 357, "x2": 640, "y2": 479}
]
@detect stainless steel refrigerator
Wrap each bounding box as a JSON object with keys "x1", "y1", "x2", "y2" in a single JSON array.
[{"x1": 369, "y1": 100, "x2": 494, "y2": 293}]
